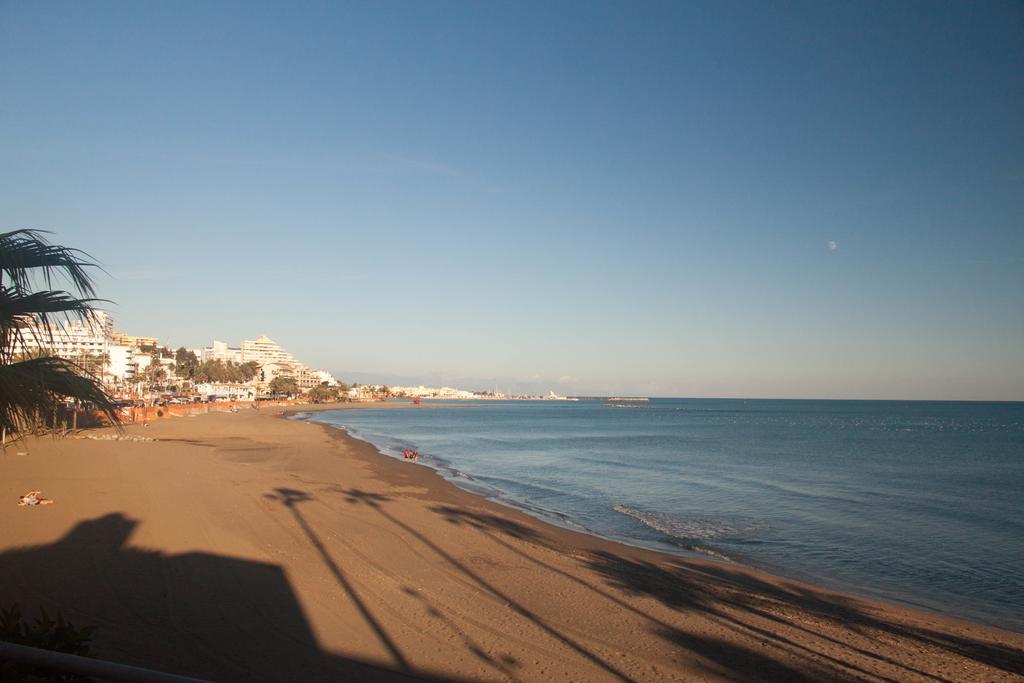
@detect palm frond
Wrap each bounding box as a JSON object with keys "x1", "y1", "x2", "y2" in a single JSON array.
[
  {"x1": 0, "y1": 287, "x2": 111, "y2": 364},
  {"x1": 0, "y1": 229, "x2": 103, "y2": 298},
  {"x1": 0, "y1": 229, "x2": 120, "y2": 436},
  {"x1": 0, "y1": 356, "x2": 120, "y2": 434},
  {"x1": 0, "y1": 288, "x2": 108, "y2": 322}
]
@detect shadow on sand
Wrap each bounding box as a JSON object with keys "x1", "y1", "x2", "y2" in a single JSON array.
[
  {"x1": 2, "y1": 490, "x2": 1021, "y2": 682},
  {"x1": 428, "y1": 502, "x2": 1024, "y2": 682},
  {"x1": 0, "y1": 511, "x2": 460, "y2": 681}
]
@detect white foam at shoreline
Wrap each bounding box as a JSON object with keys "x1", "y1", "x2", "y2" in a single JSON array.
[{"x1": 613, "y1": 505, "x2": 764, "y2": 541}]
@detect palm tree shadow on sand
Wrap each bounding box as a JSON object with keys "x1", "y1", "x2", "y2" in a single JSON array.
[
  {"x1": 425, "y1": 503, "x2": 1024, "y2": 682},
  {"x1": 4, "y1": 500, "x2": 1020, "y2": 682},
  {"x1": 334, "y1": 489, "x2": 829, "y2": 682},
  {"x1": 0, "y1": 512, "x2": 460, "y2": 682}
]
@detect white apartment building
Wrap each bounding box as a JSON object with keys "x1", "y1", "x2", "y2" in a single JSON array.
[
  {"x1": 241, "y1": 335, "x2": 297, "y2": 367},
  {"x1": 107, "y1": 345, "x2": 136, "y2": 381},
  {"x1": 134, "y1": 354, "x2": 152, "y2": 372},
  {"x1": 313, "y1": 369, "x2": 337, "y2": 386},
  {"x1": 197, "y1": 333, "x2": 337, "y2": 394},
  {"x1": 296, "y1": 366, "x2": 337, "y2": 390},
  {"x1": 258, "y1": 362, "x2": 293, "y2": 385},
  {"x1": 201, "y1": 340, "x2": 243, "y2": 364},
  {"x1": 195, "y1": 382, "x2": 256, "y2": 401},
  {"x1": 13, "y1": 313, "x2": 338, "y2": 395},
  {"x1": 9, "y1": 311, "x2": 154, "y2": 385},
  {"x1": 139, "y1": 354, "x2": 175, "y2": 369},
  {"x1": 13, "y1": 311, "x2": 114, "y2": 362}
]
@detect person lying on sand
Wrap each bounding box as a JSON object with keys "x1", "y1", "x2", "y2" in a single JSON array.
[{"x1": 18, "y1": 491, "x2": 54, "y2": 507}]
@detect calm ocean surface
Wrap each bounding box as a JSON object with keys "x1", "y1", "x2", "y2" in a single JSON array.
[{"x1": 307, "y1": 399, "x2": 1024, "y2": 632}]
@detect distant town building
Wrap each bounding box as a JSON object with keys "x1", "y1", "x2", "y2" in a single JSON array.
[
  {"x1": 195, "y1": 382, "x2": 256, "y2": 402},
  {"x1": 16, "y1": 312, "x2": 339, "y2": 398},
  {"x1": 237, "y1": 334, "x2": 337, "y2": 392},
  {"x1": 13, "y1": 310, "x2": 114, "y2": 362},
  {"x1": 11, "y1": 312, "x2": 148, "y2": 385},
  {"x1": 107, "y1": 345, "x2": 137, "y2": 381},
  {"x1": 201, "y1": 339, "x2": 243, "y2": 364},
  {"x1": 133, "y1": 354, "x2": 175, "y2": 375},
  {"x1": 194, "y1": 334, "x2": 336, "y2": 394},
  {"x1": 241, "y1": 335, "x2": 297, "y2": 367},
  {"x1": 297, "y1": 366, "x2": 337, "y2": 390},
  {"x1": 257, "y1": 362, "x2": 293, "y2": 385},
  {"x1": 389, "y1": 385, "x2": 476, "y2": 399},
  {"x1": 111, "y1": 331, "x2": 159, "y2": 350}
]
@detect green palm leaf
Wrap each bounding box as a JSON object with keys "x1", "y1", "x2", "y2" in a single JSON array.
[
  {"x1": 0, "y1": 287, "x2": 111, "y2": 363},
  {"x1": 0, "y1": 229, "x2": 102, "y2": 298},
  {"x1": 0, "y1": 229, "x2": 120, "y2": 435},
  {"x1": 0, "y1": 357, "x2": 118, "y2": 434}
]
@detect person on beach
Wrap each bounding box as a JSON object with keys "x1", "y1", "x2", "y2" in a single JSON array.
[{"x1": 18, "y1": 491, "x2": 54, "y2": 506}]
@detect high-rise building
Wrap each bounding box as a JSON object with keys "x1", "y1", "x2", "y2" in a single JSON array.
[
  {"x1": 197, "y1": 333, "x2": 336, "y2": 392},
  {"x1": 13, "y1": 311, "x2": 113, "y2": 359},
  {"x1": 201, "y1": 340, "x2": 243, "y2": 364},
  {"x1": 241, "y1": 335, "x2": 297, "y2": 367},
  {"x1": 10, "y1": 311, "x2": 143, "y2": 383}
]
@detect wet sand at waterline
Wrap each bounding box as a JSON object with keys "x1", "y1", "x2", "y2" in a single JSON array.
[{"x1": 0, "y1": 405, "x2": 1020, "y2": 682}]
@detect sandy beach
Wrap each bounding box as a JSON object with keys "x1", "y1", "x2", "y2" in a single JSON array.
[{"x1": 0, "y1": 405, "x2": 1021, "y2": 682}]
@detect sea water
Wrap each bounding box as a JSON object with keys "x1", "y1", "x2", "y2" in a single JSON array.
[{"x1": 308, "y1": 399, "x2": 1024, "y2": 632}]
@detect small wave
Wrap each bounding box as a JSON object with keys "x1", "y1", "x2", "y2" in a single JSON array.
[
  {"x1": 613, "y1": 505, "x2": 764, "y2": 542},
  {"x1": 688, "y1": 545, "x2": 734, "y2": 562}
]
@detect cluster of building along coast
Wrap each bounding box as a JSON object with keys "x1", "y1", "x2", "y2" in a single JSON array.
[
  {"x1": 387, "y1": 386, "x2": 576, "y2": 401},
  {"x1": 388, "y1": 385, "x2": 484, "y2": 400},
  {"x1": 14, "y1": 311, "x2": 338, "y2": 401},
  {"x1": 12, "y1": 311, "x2": 587, "y2": 403}
]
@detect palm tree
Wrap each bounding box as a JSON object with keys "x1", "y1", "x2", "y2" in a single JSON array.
[
  {"x1": 0, "y1": 229, "x2": 119, "y2": 435},
  {"x1": 140, "y1": 362, "x2": 167, "y2": 390}
]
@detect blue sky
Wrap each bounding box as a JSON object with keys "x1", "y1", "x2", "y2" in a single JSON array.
[{"x1": 2, "y1": 1, "x2": 1021, "y2": 399}]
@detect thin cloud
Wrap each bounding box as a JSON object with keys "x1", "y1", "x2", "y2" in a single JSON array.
[
  {"x1": 113, "y1": 270, "x2": 177, "y2": 281},
  {"x1": 264, "y1": 269, "x2": 369, "y2": 282},
  {"x1": 383, "y1": 154, "x2": 459, "y2": 177},
  {"x1": 380, "y1": 152, "x2": 506, "y2": 195}
]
